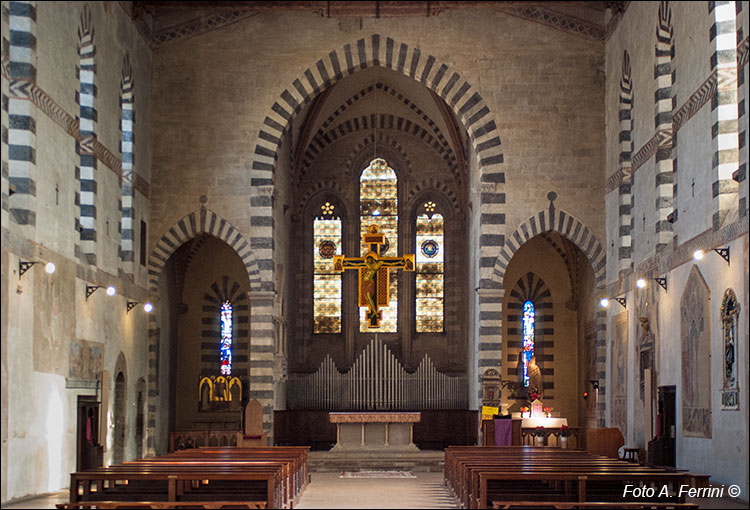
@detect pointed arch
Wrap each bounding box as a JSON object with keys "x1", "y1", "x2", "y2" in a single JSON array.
[
  {"x1": 490, "y1": 206, "x2": 607, "y2": 424},
  {"x1": 250, "y1": 34, "x2": 505, "y2": 294},
  {"x1": 146, "y1": 207, "x2": 260, "y2": 294},
  {"x1": 491, "y1": 207, "x2": 606, "y2": 288}
]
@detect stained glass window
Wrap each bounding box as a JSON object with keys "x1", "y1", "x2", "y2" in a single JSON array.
[
  {"x1": 314, "y1": 203, "x2": 342, "y2": 333},
  {"x1": 220, "y1": 301, "x2": 233, "y2": 375},
  {"x1": 522, "y1": 300, "x2": 535, "y2": 387},
  {"x1": 416, "y1": 202, "x2": 444, "y2": 332},
  {"x1": 360, "y1": 158, "x2": 398, "y2": 332}
]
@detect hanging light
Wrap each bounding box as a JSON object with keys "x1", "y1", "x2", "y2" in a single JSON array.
[
  {"x1": 45, "y1": 262, "x2": 56, "y2": 274},
  {"x1": 106, "y1": 286, "x2": 117, "y2": 296},
  {"x1": 599, "y1": 298, "x2": 610, "y2": 309},
  {"x1": 143, "y1": 302, "x2": 154, "y2": 313},
  {"x1": 636, "y1": 278, "x2": 646, "y2": 289}
]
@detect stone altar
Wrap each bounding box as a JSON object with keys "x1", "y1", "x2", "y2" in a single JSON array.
[{"x1": 329, "y1": 412, "x2": 421, "y2": 451}]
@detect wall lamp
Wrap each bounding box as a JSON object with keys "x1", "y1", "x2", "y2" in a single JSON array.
[
  {"x1": 87, "y1": 285, "x2": 117, "y2": 300},
  {"x1": 19, "y1": 260, "x2": 56, "y2": 278},
  {"x1": 654, "y1": 277, "x2": 667, "y2": 291},
  {"x1": 127, "y1": 301, "x2": 154, "y2": 313},
  {"x1": 693, "y1": 248, "x2": 730, "y2": 265},
  {"x1": 600, "y1": 297, "x2": 627, "y2": 309}
]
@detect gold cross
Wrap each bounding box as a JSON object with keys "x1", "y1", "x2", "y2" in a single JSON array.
[{"x1": 333, "y1": 225, "x2": 415, "y2": 328}]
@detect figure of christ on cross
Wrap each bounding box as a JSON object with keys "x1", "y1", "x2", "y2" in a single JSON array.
[{"x1": 333, "y1": 225, "x2": 415, "y2": 328}]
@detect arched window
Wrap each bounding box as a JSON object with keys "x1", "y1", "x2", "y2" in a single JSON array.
[
  {"x1": 313, "y1": 202, "x2": 342, "y2": 333},
  {"x1": 220, "y1": 301, "x2": 233, "y2": 375},
  {"x1": 359, "y1": 158, "x2": 398, "y2": 332},
  {"x1": 416, "y1": 201, "x2": 444, "y2": 332},
  {"x1": 522, "y1": 300, "x2": 535, "y2": 387}
]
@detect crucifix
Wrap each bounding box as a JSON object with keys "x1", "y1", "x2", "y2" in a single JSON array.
[{"x1": 334, "y1": 224, "x2": 415, "y2": 328}]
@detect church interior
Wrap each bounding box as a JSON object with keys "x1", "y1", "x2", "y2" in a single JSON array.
[{"x1": 1, "y1": 1, "x2": 748, "y2": 508}]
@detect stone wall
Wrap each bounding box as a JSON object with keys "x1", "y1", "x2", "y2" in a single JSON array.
[
  {"x1": 604, "y1": 1, "x2": 749, "y2": 498},
  {"x1": 1, "y1": 1, "x2": 152, "y2": 503}
]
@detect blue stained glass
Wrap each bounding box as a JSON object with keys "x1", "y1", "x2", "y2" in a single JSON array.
[
  {"x1": 220, "y1": 301, "x2": 233, "y2": 375},
  {"x1": 522, "y1": 300, "x2": 535, "y2": 387}
]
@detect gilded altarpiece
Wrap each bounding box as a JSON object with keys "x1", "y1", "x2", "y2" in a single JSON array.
[
  {"x1": 720, "y1": 289, "x2": 739, "y2": 410},
  {"x1": 611, "y1": 311, "x2": 628, "y2": 438},
  {"x1": 680, "y1": 267, "x2": 711, "y2": 437}
]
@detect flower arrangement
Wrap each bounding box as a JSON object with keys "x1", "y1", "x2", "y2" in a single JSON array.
[
  {"x1": 560, "y1": 425, "x2": 571, "y2": 437},
  {"x1": 543, "y1": 406, "x2": 552, "y2": 417},
  {"x1": 529, "y1": 392, "x2": 542, "y2": 402},
  {"x1": 520, "y1": 406, "x2": 530, "y2": 417},
  {"x1": 532, "y1": 426, "x2": 547, "y2": 438}
]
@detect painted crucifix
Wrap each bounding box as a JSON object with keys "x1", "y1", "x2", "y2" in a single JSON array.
[{"x1": 333, "y1": 224, "x2": 415, "y2": 328}]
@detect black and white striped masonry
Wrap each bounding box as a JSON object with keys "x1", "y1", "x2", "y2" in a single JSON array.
[
  {"x1": 709, "y1": 1, "x2": 740, "y2": 230},
  {"x1": 251, "y1": 35, "x2": 505, "y2": 431},
  {"x1": 734, "y1": 2, "x2": 748, "y2": 217},
  {"x1": 250, "y1": 35, "x2": 505, "y2": 294},
  {"x1": 77, "y1": 5, "x2": 97, "y2": 265},
  {"x1": 654, "y1": 1, "x2": 675, "y2": 252},
  {"x1": 490, "y1": 203, "x2": 607, "y2": 423},
  {"x1": 146, "y1": 207, "x2": 261, "y2": 450},
  {"x1": 7, "y1": 0, "x2": 37, "y2": 227},
  {"x1": 505, "y1": 272, "x2": 555, "y2": 400},
  {"x1": 618, "y1": 51, "x2": 634, "y2": 276},
  {"x1": 120, "y1": 55, "x2": 136, "y2": 275}
]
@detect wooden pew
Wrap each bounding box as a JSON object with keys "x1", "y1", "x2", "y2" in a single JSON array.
[
  {"x1": 492, "y1": 503, "x2": 698, "y2": 509},
  {"x1": 443, "y1": 447, "x2": 709, "y2": 510},
  {"x1": 150, "y1": 446, "x2": 309, "y2": 505},
  {"x1": 67, "y1": 465, "x2": 282, "y2": 508}
]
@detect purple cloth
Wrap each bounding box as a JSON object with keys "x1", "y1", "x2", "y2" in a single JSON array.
[{"x1": 494, "y1": 419, "x2": 512, "y2": 446}]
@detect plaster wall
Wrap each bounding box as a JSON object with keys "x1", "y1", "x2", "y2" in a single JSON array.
[
  {"x1": 654, "y1": 235, "x2": 747, "y2": 497},
  {"x1": 1, "y1": 2, "x2": 152, "y2": 503}
]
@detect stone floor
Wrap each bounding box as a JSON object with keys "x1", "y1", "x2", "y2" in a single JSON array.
[{"x1": 296, "y1": 471, "x2": 458, "y2": 509}]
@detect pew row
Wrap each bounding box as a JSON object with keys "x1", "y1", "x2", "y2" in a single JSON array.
[{"x1": 444, "y1": 446, "x2": 709, "y2": 509}]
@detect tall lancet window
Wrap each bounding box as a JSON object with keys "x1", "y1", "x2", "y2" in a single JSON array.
[
  {"x1": 416, "y1": 201, "x2": 444, "y2": 332},
  {"x1": 313, "y1": 202, "x2": 342, "y2": 333},
  {"x1": 359, "y1": 158, "x2": 398, "y2": 332},
  {"x1": 522, "y1": 300, "x2": 535, "y2": 387},
  {"x1": 220, "y1": 301, "x2": 233, "y2": 375}
]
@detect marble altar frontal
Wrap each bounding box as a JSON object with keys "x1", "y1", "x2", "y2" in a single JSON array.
[{"x1": 329, "y1": 412, "x2": 421, "y2": 451}]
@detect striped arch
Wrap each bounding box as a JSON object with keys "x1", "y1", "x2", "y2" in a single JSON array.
[
  {"x1": 250, "y1": 34, "x2": 505, "y2": 294},
  {"x1": 406, "y1": 177, "x2": 461, "y2": 214},
  {"x1": 489, "y1": 205, "x2": 608, "y2": 424},
  {"x1": 146, "y1": 207, "x2": 260, "y2": 293},
  {"x1": 343, "y1": 132, "x2": 413, "y2": 181},
  {"x1": 144, "y1": 207, "x2": 261, "y2": 454},
  {"x1": 301, "y1": 113, "x2": 458, "y2": 181},
  {"x1": 505, "y1": 272, "x2": 555, "y2": 400},
  {"x1": 654, "y1": 1, "x2": 674, "y2": 251},
  {"x1": 315, "y1": 82, "x2": 451, "y2": 143}
]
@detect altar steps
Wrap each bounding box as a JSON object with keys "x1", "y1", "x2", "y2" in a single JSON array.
[{"x1": 308, "y1": 449, "x2": 445, "y2": 473}]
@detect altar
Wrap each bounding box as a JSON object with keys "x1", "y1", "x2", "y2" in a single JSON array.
[{"x1": 329, "y1": 412, "x2": 421, "y2": 451}]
